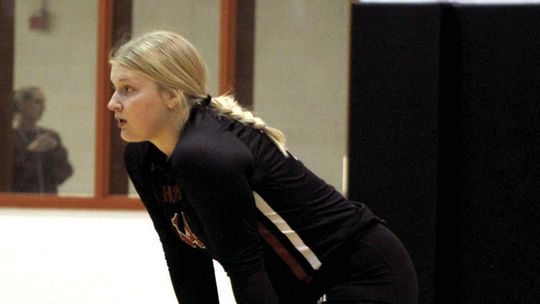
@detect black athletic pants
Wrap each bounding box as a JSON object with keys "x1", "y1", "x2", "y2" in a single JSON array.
[{"x1": 267, "y1": 222, "x2": 418, "y2": 304}]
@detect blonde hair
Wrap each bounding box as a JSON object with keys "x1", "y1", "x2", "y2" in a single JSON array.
[{"x1": 110, "y1": 30, "x2": 287, "y2": 156}]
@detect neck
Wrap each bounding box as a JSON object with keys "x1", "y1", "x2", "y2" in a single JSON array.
[
  {"x1": 152, "y1": 110, "x2": 189, "y2": 158},
  {"x1": 18, "y1": 120, "x2": 38, "y2": 132},
  {"x1": 153, "y1": 131, "x2": 181, "y2": 158}
]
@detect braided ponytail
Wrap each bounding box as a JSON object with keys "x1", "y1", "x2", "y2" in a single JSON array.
[{"x1": 207, "y1": 95, "x2": 288, "y2": 156}]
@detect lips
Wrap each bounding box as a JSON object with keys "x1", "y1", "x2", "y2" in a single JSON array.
[{"x1": 116, "y1": 118, "x2": 127, "y2": 128}]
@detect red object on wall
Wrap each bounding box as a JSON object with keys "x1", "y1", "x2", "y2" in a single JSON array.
[{"x1": 30, "y1": 15, "x2": 48, "y2": 30}]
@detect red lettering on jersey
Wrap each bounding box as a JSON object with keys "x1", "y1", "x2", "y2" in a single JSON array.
[{"x1": 162, "y1": 185, "x2": 182, "y2": 203}]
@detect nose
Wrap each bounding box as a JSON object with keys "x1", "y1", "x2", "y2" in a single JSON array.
[{"x1": 107, "y1": 94, "x2": 122, "y2": 112}]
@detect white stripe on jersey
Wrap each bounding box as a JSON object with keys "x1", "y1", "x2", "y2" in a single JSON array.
[{"x1": 254, "y1": 192, "x2": 322, "y2": 270}]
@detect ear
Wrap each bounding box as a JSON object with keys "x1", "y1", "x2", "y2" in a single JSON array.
[{"x1": 162, "y1": 89, "x2": 184, "y2": 109}]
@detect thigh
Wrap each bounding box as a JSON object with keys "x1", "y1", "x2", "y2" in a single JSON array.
[
  {"x1": 263, "y1": 242, "x2": 319, "y2": 304},
  {"x1": 321, "y1": 224, "x2": 418, "y2": 304}
]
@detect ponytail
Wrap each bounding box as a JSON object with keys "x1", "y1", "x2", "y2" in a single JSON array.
[{"x1": 205, "y1": 95, "x2": 288, "y2": 156}]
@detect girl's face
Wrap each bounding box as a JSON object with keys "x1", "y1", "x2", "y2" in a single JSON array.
[
  {"x1": 108, "y1": 64, "x2": 178, "y2": 144},
  {"x1": 17, "y1": 90, "x2": 45, "y2": 122}
]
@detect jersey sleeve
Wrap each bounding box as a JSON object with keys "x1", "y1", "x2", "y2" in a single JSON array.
[
  {"x1": 124, "y1": 143, "x2": 220, "y2": 304},
  {"x1": 175, "y1": 140, "x2": 280, "y2": 304}
]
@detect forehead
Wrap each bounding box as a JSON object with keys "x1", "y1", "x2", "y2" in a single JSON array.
[
  {"x1": 18, "y1": 89, "x2": 44, "y2": 104},
  {"x1": 110, "y1": 64, "x2": 148, "y2": 83}
]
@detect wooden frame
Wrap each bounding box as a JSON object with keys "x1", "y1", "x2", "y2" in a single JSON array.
[
  {"x1": 0, "y1": 0, "x2": 15, "y2": 193},
  {"x1": 219, "y1": 0, "x2": 255, "y2": 108},
  {"x1": 0, "y1": 0, "x2": 250, "y2": 209}
]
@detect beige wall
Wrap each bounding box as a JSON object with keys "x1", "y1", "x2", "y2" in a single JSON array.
[
  {"x1": 132, "y1": 0, "x2": 221, "y2": 95},
  {"x1": 254, "y1": 0, "x2": 350, "y2": 192}
]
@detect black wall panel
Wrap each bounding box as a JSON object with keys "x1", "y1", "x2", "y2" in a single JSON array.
[
  {"x1": 451, "y1": 5, "x2": 540, "y2": 304},
  {"x1": 349, "y1": 4, "x2": 441, "y2": 304},
  {"x1": 349, "y1": 3, "x2": 540, "y2": 304}
]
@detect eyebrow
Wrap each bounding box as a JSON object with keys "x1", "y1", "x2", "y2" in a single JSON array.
[{"x1": 111, "y1": 77, "x2": 130, "y2": 83}]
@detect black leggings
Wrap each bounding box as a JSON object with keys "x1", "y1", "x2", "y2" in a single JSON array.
[
  {"x1": 268, "y1": 222, "x2": 418, "y2": 304},
  {"x1": 316, "y1": 222, "x2": 418, "y2": 304}
]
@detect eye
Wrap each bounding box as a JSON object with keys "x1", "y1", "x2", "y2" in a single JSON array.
[
  {"x1": 120, "y1": 85, "x2": 133, "y2": 94},
  {"x1": 112, "y1": 84, "x2": 133, "y2": 95}
]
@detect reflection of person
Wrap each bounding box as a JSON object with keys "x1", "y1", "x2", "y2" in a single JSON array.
[
  {"x1": 12, "y1": 86, "x2": 73, "y2": 194},
  {"x1": 108, "y1": 31, "x2": 418, "y2": 304}
]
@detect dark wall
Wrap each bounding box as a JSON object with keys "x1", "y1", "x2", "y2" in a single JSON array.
[{"x1": 349, "y1": 3, "x2": 540, "y2": 304}]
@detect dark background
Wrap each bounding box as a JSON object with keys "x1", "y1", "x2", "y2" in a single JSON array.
[{"x1": 348, "y1": 3, "x2": 540, "y2": 303}]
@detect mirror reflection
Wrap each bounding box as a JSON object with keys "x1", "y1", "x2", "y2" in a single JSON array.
[
  {"x1": 7, "y1": 0, "x2": 98, "y2": 195},
  {"x1": 11, "y1": 86, "x2": 73, "y2": 194}
]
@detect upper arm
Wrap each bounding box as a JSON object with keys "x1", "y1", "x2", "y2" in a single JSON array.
[
  {"x1": 179, "y1": 136, "x2": 264, "y2": 276},
  {"x1": 124, "y1": 143, "x2": 219, "y2": 303}
]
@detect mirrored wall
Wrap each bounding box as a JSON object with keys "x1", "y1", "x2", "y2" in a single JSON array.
[
  {"x1": 9, "y1": 0, "x2": 97, "y2": 195},
  {"x1": 1, "y1": 0, "x2": 222, "y2": 199},
  {"x1": 0, "y1": 0, "x2": 350, "y2": 207}
]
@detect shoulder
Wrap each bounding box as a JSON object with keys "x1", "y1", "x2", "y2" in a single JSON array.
[
  {"x1": 39, "y1": 127, "x2": 62, "y2": 140},
  {"x1": 176, "y1": 133, "x2": 253, "y2": 175},
  {"x1": 171, "y1": 109, "x2": 255, "y2": 177}
]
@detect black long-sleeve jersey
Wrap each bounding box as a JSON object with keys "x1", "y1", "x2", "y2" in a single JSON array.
[{"x1": 124, "y1": 103, "x2": 379, "y2": 304}]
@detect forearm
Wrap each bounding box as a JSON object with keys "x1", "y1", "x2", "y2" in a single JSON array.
[
  {"x1": 144, "y1": 199, "x2": 220, "y2": 303},
  {"x1": 165, "y1": 251, "x2": 220, "y2": 304},
  {"x1": 230, "y1": 271, "x2": 279, "y2": 304}
]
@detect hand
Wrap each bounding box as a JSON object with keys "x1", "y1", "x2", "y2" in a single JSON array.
[{"x1": 27, "y1": 133, "x2": 58, "y2": 152}]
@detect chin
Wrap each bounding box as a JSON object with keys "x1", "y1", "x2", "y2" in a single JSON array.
[{"x1": 120, "y1": 131, "x2": 144, "y2": 143}]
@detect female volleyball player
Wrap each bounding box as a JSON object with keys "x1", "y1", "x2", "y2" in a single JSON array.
[{"x1": 108, "y1": 31, "x2": 417, "y2": 304}]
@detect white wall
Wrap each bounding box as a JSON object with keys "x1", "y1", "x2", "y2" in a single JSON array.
[{"x1": 0, "y1": 208, "x2": 235, "y2": 304}]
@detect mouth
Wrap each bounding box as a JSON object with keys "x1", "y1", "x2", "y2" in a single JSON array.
[{"x1": 116, "y1": 118, "x2": 127, "y2": 128}]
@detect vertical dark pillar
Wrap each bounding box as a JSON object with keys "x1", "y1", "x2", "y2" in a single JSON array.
[
  {"x1": 108, "y1": 0, "x2": 132, "y2": 195},
  {"x1": 235, "y1": 0, "x2": 255, "y2": 109},
  {"x1": 435, "y1": 5, "x2": 461, "y2": 303},
  {"x1": 349, "y1": 5, "x2": 441, "y2": 303},
  {"x1": 219, "y1": 0, "x2": 255, "y2": 108},
  {"x1": 0, "y1": 0, "x2": 15, "y2": 192}
]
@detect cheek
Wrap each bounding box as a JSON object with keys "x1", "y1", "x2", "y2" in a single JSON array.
[{"x1": 131, "y1": 97, "x2": 168, "y2": 129}]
